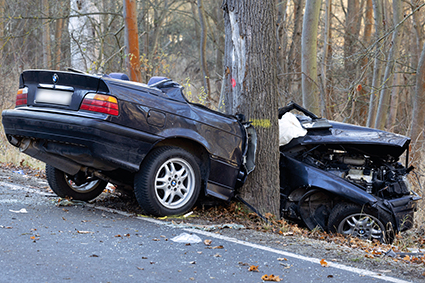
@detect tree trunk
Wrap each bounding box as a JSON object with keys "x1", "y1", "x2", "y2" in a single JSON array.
[
  {"x1": 197, "y1": 0, "x2": 212, "y2": 104},
  {"x1": 54, "y1": 18, "x2": 64, "y2": 69},
  {"x1": 142, "y1": 1, "x2": 150, "y2": 82},
  {"x1": 222, "y1": 0, "x2": 280, "y2": 216},
  {"x1": 42, "y1": 0, "x2": 52, "y2": 69},
  {"x1": 344, "y1": 0, "x2": 360, "y2": 75},
  {"x1": 301, "y1": 0, "x2": 321, "y2": 115},
  {"x1": 374, "y1": 0, "x2": 402, "y2": 130},
  {"x1": 356, "y1": 0, "x2": 373, "y2": 125},
  {"x1": 284, "y1": 0, "x2": 304, "y2": 103},
  {"x1": 214, "y1": 2, "x2": 225, "y2": 109},
  {"x1": 411, "y1": 0, "x2": 424, "y2": 70},
  {"x1": 387, "y1": 68, "x2": 401, "y2": 131},
  {"x1": 69, "y1": 0, "x2": 100, "y2": 71},
  {"x1": 322, "y1": 0, "x2": 332, "y2": 118},
  {"x1": 366, "y1": 0, "x2": 384, "y2": 128},
  {"x1": 123, "y1": 0, "x2": 142, "y2": 82},
  {"x1": 410, "y1": 41, "x2": 425, "y2": 168},
  {"x1": 276, "y1": 0, "x2": 288, "y2": 106}
]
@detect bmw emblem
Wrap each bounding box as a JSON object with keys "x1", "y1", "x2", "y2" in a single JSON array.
[{"x1": 52, "y1": 73, "x2": 59, "y2": 84}]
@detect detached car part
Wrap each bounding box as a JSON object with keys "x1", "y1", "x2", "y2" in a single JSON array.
[
  {"x1": 279, "y1": 102, "x2": 420, "y2": 243},
  {"x1": 2, "y1": 70, "x2": 257, "y2": 216}
]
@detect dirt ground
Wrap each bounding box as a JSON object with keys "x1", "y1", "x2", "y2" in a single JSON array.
[{"x1": 1, "y1": 166, "x2": 424, "y2": 282}]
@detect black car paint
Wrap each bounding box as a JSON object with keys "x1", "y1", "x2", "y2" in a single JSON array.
[
  {"x1": 2, "y1": 70, "x2": 250, "y2": 201},
  {"x1": 278, "y1": 105, "x2": 419, "y2": 233}
]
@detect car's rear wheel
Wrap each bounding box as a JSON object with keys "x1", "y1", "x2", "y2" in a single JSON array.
[
  {"x1": 134, "y1": 146, "x2": 201, "y2": 216},
  {"x1": 328, "y1": 202, "x2": 395, "y2": 244},
  {"x1": 45, "y1": 164, "x2": 107, "y2": 201}
]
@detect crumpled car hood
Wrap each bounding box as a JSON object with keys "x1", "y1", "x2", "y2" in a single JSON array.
[{"x1": 294, "y1": 120, "x2": 410, "y2": 159}]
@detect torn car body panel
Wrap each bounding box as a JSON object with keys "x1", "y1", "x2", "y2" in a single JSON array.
[{"x1": 279, "y1": 103, "x2": 420, "y2": 242}]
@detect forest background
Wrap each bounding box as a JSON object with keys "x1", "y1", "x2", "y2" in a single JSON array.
[{"x1": 1, "y1": 0, "x2": 425, "y2": 218}]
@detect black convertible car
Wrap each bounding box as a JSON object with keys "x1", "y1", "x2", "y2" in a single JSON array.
[{"x1": 2, "y1": 69, "x2": 420, "y2": 243}]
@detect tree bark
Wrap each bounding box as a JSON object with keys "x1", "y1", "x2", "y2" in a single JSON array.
[
  {"x1": 142, "y1": 1, "x2": 150, "y2": 82},
  {"x1": 301, "y1": 0, "x2": 321, "y2": 115},
  {"x1": 197, "y1": 0, "x2": 212, "y2": 104},
  {"x1": 284, "y1": 0, "x2": 304, "y2": 102},
  {"x1": 344, "y1": 0, "x2": 360, "y2": 75},
  {"x1": 366, "y1": 0, "x2": 384, "y2": 128},
  {"x1": 410, "y1": 41, "x2": 425, "y2": 167},
  {"x1": 374, "y1": 0, "x2": 402, "y2": 130},
  {"x1": 54, "y1": 18, "x2": 64, "y2": 69},
  {"x1": 42, "y1": 0, "x2": 52, "y2": 69},
  {"x1": 214, "y1": 2, "x2": 225, "y2": 109},
  {"x1": 322, "y1": 0, "x2": 332, "y2": 118},
  {"x1": 222, "y1": 0, "x2": 280, "y2": 216},
  {"x1": 123, "y1": 0, "x2": 142, "y2": 82},
  {"x1": 387, "y1": 68, "x2": 401, "y2": 131}
]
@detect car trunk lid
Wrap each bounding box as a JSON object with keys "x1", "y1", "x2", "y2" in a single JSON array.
[{"x1": 20, "y1": 70, "x2": 109, "y2": 111}]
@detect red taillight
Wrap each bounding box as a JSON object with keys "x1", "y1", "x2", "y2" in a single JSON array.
[
  {"x1": 16, "y1": 87, "x2": 28, "y2": 106},
  {"x1": 80, "y1": 94, "x2": 119, "y2": 116}
]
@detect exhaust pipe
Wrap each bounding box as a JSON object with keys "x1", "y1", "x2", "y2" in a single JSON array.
[{"x1": 19, "y1": 139, "x2": 81, "y2": 175}]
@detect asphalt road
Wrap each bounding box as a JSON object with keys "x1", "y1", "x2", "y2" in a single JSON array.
[{"x1": 0, "y1": 180, "x2": 412, "y2": 283}]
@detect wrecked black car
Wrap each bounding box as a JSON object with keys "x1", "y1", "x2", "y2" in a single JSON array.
[
  {"x1": 278, "y1": 103, "x2": 420, "y2": 243},
  {"x1": 2, "y1": 70, "x2": 256, "y2": 217},
  {"x1": 2, "y1": 70, "x2": 420, "y2": 244}
]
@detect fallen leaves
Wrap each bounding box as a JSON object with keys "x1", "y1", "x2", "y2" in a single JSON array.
[
  {"x1": 248, "y1": 265, "x2": 259, "y2": 272},
  {"x1": 320, "y1": 259, "x2": 328, "y2": 267},
  {"x1": 261, "y1": 274, "x2": 282, "y2": 281}
]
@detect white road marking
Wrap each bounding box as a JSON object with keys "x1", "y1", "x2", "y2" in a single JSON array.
[{"x1": 1, "y1": 181, "x2": 412, "y2": 283}]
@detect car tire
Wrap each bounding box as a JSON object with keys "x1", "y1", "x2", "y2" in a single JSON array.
[
  {"x1": 134, "y1": 146, "x2": 201, "y2": 216},
  {"x1": 328, "y1": 202, "x2": 395, "y2": 244},
  {"x1": 45, "y1": 164, "x2": 107, "y2": 201}
]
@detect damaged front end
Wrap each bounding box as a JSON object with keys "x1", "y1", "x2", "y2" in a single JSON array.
[{"x1": 279, "y1": 103, "x2": 421, "y2": 243}]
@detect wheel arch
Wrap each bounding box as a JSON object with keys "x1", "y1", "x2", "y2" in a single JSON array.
[{"x1": 152, "y1": 137, "x2": 210, "y2": 194}]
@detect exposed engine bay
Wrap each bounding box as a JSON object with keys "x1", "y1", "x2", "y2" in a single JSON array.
[{"x1": 296, "y1": 145, "x2": 413, "y2": 199}]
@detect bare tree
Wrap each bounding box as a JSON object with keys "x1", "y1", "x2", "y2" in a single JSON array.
[
  {"x1": 410, "y1": 42, "x2": 425, "y2": 167},
  {"x1": 366, "y1": 0, "x2": 384, "y2": 128},
  {"x1": 284, "y1": 0, "x2": 304, "y2": 103},
  {"x1": 301, "y1": 0, "x2": 321, "y2": 115},
  {"x1": 41, "y1": 0, "x2": 52, "y2": 69},
  {"x1": 197, "y1": 0, "x2": 212, "y2": 103},
  {"x1": 374, "y1": 0, "x2": 403, "y2": 130},
  {"x1": 321, "y1": 0, "x2": 332, "y2": 118}
]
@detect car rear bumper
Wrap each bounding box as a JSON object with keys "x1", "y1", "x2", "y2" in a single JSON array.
[{"x1": 2, "y1": 108, "x2": 158, "y2": 172}]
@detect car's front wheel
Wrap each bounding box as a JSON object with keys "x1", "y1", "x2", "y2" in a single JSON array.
[
  {"x1": 45, "y1": 164, "x2": 107, "y2": 201},
  {"x1": 134, "y1": 146, "x2": 201, "y2": 216},
  {"x1": 328, "y1": 202, "x2": 395, "y2": 244}
]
